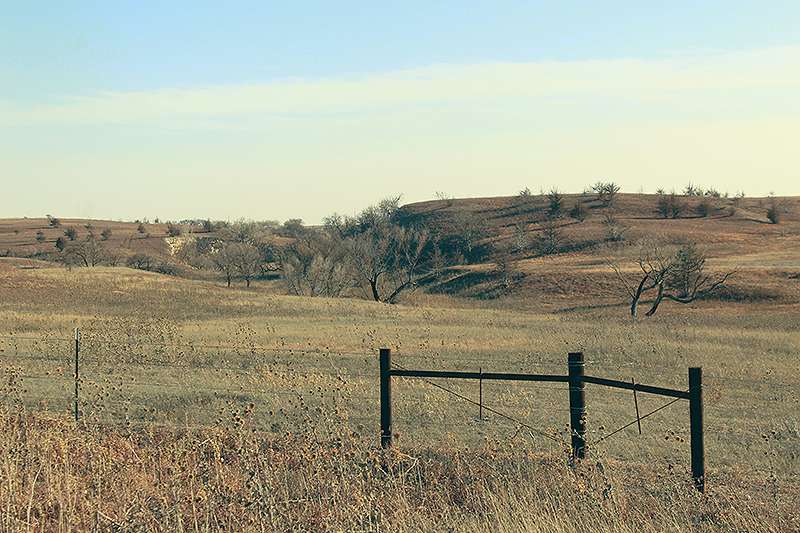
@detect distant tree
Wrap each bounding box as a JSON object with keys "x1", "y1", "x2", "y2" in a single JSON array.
[
  {"x1": 569, "y1": 201, "x2": 588, "y2": 222},
  {"x1": 62, "y1": 239, "x2": 105, "y2": 267},
  {"x1": 766, "y1": 195, "x2": 783, "y2": 224},
  {"x1": 211, "y1": 246, "x2": 236, "y2": 287},
  {"x1": 449, "y1": 211, "x2": 484, "y2": 259},
  {"x1": 603, "y1": 212, "x2": 627, "y2": 242},
  {"x1": 518, "y1": 187, "x2": 532, "y2": 197},
  {"x1": 494, "y1": 246, "x2": 517, "y2": 290},
  {"x1": 166, "y1": 223, "x2": 182, "y2": 237},
  {"x1": 281, "y1": 219, "x2": 305, "y2": 238},
  {"x1": 54, "y1": 236, "x2": 66, "y2": 251},
  {"x1": 696, "y1": 197, "x2": 713, "y2": 218},
  {"x1": 656, "y1": 191, "x2": 684, "y2": 219},
  {"x1": 154, "y1": 218, "x2": 160, "y2": 224},
  {"x1": 511, "y1": 223, "x2": 530, "y2": 253},
  {"x1": 201, "y1": 219, "x2": 214, "y2": 232},
  {"x1": 64, "y1": 227, "x2": 78, "y2": 240},
  {"x1": 47, "y1": 216, "x2": 61, "y2": 228},
  {"x1": 592, "y1": 181, "x2": 621, "y2": 206},
  {"x1": 609, "y1": 241, "x2": 733, "y2": 318},
  {"x1": 535, "y1": 219, "x2": 562, "y2": 255},
  {"x1": 137, "y1": 223, "x2": 146, "y2": 235},
  {"x1": 347, "y1": 223, "x2": 431, "y2": 303},
  {"x1": 281, "y1": 232, "x2": 353, "y2": 297},
  {"x1": 126, "y1": 253, "x2": 155, "y2": 271},
  {"x1": 35, "y1": 231, "x2": 45, "y2": 243},
  {"x1": 228, "y1": 242, "x2": 262, "y2": 287},
  {"x1": 100, "y1": 228, "x2": 113, "y2": 241},
  {"x1": 547, "y1": 189, "x2": 563, "y2": 218}
]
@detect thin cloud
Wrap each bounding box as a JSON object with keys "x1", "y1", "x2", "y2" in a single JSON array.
[{"x1": 3, "y1": 46, "x2": 799, "y2": 126}]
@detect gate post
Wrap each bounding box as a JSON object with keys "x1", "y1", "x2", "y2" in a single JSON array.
[
  {"x1": 689, "y1": 367, "x2": 705, "y2": 492},
  {"x1": 568, "y1": 352, "x2": 587, "y2": 459},
  {"x1": 380, "y1": 348, "x2": 393, "y2": 448}
]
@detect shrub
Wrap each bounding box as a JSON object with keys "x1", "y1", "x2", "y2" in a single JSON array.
[
  {"x1": 592, "y1": 181, "x2": 621, "y2": 206},
  {"x1": 100, "y1": 228, "x2": 113, "y2": 241},
  {"x1": 569, "y1": 202, "x2": 587, "y2": 221},
  {"x1": 64, "y1": 227, "x2": 78, "y2": 240},
  {"x1": 767, "y1": 197, "x2": 782, "y2": 224},
  {"x1": 47, "y1": 216, "x2": 61, "y2": 228},
  {"x1": 137, "y1": 223, "x2": 146, "y2": 234},
  {"x1": 54, "y1": 237, "x2": 66, "y2": 251},
  {"x1": 657, "y1": 192, "x2": 684, "y2": 219},
  {"x1": 696, "y1": 198, "x2": 713, "y2": 217},
  {"x1": 35, "y1": 231, "x2": 45, "y2": 243},
  {"x1": 166, "y1": 224, "x2": 182, "y2": 237},
  {"x1": 547, "y1": 189, "x2": 563, "y2": 218},
  {"x1": 126, "y1": 253, "x2": 156, "y2": 271}
]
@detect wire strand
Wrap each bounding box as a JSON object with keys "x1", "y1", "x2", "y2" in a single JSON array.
[
  {"x1": 592, "y1": 396, "x2": 683, "y2": 445},
  {"x1": 390, "y1": 361, "x2": 565, "y2": 444}
]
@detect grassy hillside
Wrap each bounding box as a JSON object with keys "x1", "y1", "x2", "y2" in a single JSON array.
[
  {"x1": 0, "y1": 217, "x2": 195, "y2": 259},
  {"x1": 400, "y1": 193, "x2": 800, "y2": 307}
]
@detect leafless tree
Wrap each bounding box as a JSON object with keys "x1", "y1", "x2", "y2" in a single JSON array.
[
  {"x1": 610, "y1": 241, "x2": 733, "y2": 318},
  {"x1": 212, "y1": 245, "x2": 239, "y2": 287},
  {"x1": 62, "y1": 238, "x2": 106, "y2": 267},
  {"x1": 348, "y1": 224, "x2": 430, "y2": 303},
  {"x1": 281, "y1": 233, "x2": 352, "y2": 297},
  {"x1": 592, "y1": 181, "x2": 621, "y2": 206}
]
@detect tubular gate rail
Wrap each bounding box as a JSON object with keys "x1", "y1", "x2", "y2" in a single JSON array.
[{"x1": 378, "y1": 348, "x2": 706, "y2": 492}]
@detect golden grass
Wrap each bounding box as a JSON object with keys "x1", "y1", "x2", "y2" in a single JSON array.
[{"x1": 0, "y1": 265, "x2": 798, "y2": 531}]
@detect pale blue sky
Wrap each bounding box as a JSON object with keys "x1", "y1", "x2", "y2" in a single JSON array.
[{"x1": 2, "y1": 2, "x2": 800, "y2": 222}]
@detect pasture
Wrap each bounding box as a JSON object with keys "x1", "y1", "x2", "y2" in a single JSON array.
[{"x1": 0, "y1": 260, "x2": 797, "y2": 530}]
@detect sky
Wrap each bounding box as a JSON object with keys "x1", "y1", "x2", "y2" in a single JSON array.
[{"x1": 2, "y1": 1, "x2": 799, "y2": 223}]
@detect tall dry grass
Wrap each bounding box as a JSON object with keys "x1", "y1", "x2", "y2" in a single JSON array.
[{"x1": 0, "y1": 407, "x2": 794, "y2": 532}]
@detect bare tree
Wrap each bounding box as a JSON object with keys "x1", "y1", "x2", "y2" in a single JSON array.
[
  {"x1": 610, "y1": 241, "x2": 733, "y2": 318},
  {"x1": 212, "y1": 245, "x2": 238, "y2": 287},
  {"x1": 282, "y1": 233, "x2": 353, "y2": 297},
  {"x1": 228, "y1": 242, "x2": 262, "y2": 287},
  {"x1": 62, "y1": 238, "x2": 106, "y2": 267},
  {"x1": 348, "y1": 224, "x2": 430, "y2": 303},
  {"x1": 592, "y1": 181, "x2": 621, "y2": 206}
]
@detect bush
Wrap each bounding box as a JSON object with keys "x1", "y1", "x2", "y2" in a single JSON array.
[
  {"x1": 64, "y1": 227, "x2": 78, "y2": 240},
  {"x1": 696, "y1": 198, "x2": 713, "y2": 217},
  {"x1": 126, "y1": 253, "x2": 156, "y2": 271},
  {"x1": 767, "y1": 197, "x2": 782, "y2": 224},
  {"x1": 656, "y1": 192, "x2": 684, "y2": 219},
  {"x1": 47, "y1": 216, "x2": 61, "y2": 228},
  {"x1": 100, "y1": 228, "x2": 113, "y2": 241},
  {"x1": 54, "y1": 237, "x2": 66, "y2": 251},
  {"x1": 166, "y1": 224, "x2": 182, "y2": 237},
  {"x1": 35, "y1": 231, "x2": 45, "y2": 243},
  {"x1": 547, "y1": 189, "x2": 563, "y2": 218},
  {"x1": 592, "y1": 181, "x2": 620, "y2": 206},
  {"x1": 568, "y1": 202, "x2": 587, "y2": 221}
]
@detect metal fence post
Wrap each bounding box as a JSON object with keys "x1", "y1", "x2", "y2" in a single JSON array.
[
  {"x1": 478, "y1": 367, "x2": 483, "y2": 421},
  {"x1": 380, "y1": 348, "x2": 392, "y2": 448},
  {"x1": 74, "y1": 328, "x2": 80, "y2": 422},
  {"x1": 689, "y1": 367, "x2": 705, "y2": 492},
  {"x1": 568, "y1": 352, "x2": 587, "y2": 459}
]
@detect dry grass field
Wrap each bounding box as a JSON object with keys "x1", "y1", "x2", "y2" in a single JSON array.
[{"x1": 0, "y1": 238, "x2": 798, "y2": 530}]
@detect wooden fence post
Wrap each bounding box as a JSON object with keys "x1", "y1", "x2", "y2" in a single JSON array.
[
  {"x1": 568, "y1": 352, "x2": 587, "y2": 459},
  {"x1": 689, "y1": 367, "x2": 705, "y2": 492},
  {"x1": 74, "y1": 328, "x2": 80, "y2": 422},
  {"x1": 380, "y1": 348, "x2": 392, "y2": 448}
]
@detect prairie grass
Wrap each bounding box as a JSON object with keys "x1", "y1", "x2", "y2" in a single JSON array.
[{"x1": 0, "y1": 265, "x2": 798, "y2": 531}]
